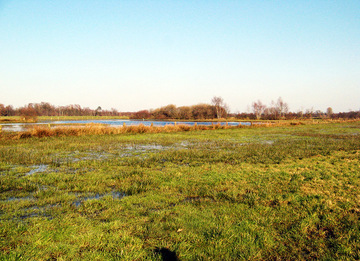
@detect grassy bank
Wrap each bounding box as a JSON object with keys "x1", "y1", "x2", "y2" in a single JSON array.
[{"x1": 1, "y1": 121, "x2": 360, "y2": 260}]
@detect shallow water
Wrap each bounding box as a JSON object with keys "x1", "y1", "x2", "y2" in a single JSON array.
[
  {"x1": 0, "y1": 119, "x2": 251, "y2": 132},
  {"x1": 0, "y1": 122, "x2": 49, "y2": 132},
  {"x1": 126, "y1": 144, "x2": 166, "y2": 151},
  {"x1": 26, "y1": 164, "x2": 48, "y2": 176},
  {"x1": 3, "y1": 196, "x2": 33, "y2": 202},
  {"x1": 73, "y1": 191, "x2": 126, "y2": 207},
  {"x1": 19, "y1": 205, "x2": 55, "y2": 220}
]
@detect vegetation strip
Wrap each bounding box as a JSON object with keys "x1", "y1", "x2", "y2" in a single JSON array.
[{"x1": 1, "y1": 119, "x2": 357, "y2": 140}]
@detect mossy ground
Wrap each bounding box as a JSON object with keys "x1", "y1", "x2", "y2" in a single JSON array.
[{"x1": 1, "y1": 122, "x2": 360, "y2": 260}]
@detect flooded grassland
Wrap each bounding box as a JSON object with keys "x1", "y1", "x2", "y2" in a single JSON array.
[{"x1": 1, "y1": 121, "x2": 360, "y2": 260}]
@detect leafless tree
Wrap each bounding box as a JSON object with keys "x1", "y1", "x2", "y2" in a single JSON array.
[
  {"x1": 305, "y1": 107, "x2": 314, "y2": 119},
  {"x1": 265, "y1": 97, "x2": 289, "y2": 119},
  {"x1": 276, "y1": 97, "x2": 289, "y2": 118},
  {"x1": 251, "y1": 100, "x2": 266, "y2": 120},
  {"x1": 211, "y1": 96, "x2": 225, "y2": 119}
]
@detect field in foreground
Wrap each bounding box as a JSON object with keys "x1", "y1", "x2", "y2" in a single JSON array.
[{"x1": 1, "y1": 122, "x2": 360, "y2": 260}]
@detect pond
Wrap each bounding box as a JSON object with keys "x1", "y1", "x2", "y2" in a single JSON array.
[{"x1": 0, "y1": 119, "x2": 251, "y2": 132}]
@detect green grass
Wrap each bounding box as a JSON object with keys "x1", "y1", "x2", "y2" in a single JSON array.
[{"x1": 1, "y1": 121, "x2": 360, "y2": 260}]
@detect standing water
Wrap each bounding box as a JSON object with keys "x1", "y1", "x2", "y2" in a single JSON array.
[{"x1": 0, "y1": 120, "x2": 251, "y2": 132}]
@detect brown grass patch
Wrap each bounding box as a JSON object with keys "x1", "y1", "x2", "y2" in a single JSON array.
[{"x1": 2, "y1": 119, "x2": 359, "y2": 140}]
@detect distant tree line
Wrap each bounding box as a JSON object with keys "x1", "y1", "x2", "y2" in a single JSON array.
[
  {"x1": 0, "y1": 102, "x2": 128, "y2": 118},
  {"x1": 233, "y1": 97, "x2": 360, "y2": 120},
  {"x1": 1, "y1": 98, "x2": 359, "y2": 120},
  {"x1": 130, "y1": 97, "x2": 359, "y2": 120},
  {"x1": 131, "y1": 103, "x2": 229, "y2": 120}
]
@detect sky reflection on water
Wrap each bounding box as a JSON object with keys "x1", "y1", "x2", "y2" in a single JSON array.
[{"x1": 1, "y1": 120, "x2": 251, "y2": 132}]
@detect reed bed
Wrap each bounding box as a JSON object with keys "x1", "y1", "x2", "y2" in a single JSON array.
[
  {"x1": 3, "y1": 123, "x2": 254, "y2": 140},
  {"x1": 1, "y1": 119, "x2": 358, "y2": 140}
]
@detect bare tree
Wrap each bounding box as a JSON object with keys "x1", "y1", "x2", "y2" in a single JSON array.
[
  {"x1": 223, "y1": 103, "x2": 230, "y2": 118},
  {"x1": 251, "y1": 100, "x2": 266, "y2": 120},
  {"x1": 211, "y1": 96, "x2": 225, "y2": 119},
  {"x1": 266, "y1": 97, "x2": 289, "y2": 119},
  {"x1": 111, "y1": 108, "x2": 119, "y2": 116},
  {"x1": 276, "y1": 97, "x2": 289, "y2": 118},
  {"x1": 305, "y1": 107, "x2": 314, "y2": 119}
]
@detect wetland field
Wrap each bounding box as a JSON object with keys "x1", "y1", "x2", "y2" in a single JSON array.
[{"x1": 1, "y1": 121, "x2": 360, "y2": 260}]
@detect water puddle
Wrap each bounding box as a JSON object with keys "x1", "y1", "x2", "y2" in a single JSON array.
[
  {"x1": 111, "y1": 191, "x2": 126, "y2": 199},
  {"x1": 178, "y1": 141, "x2": 196, "y2": 148},
  {"x1": 75, "y1": 152, "x2": 114, "y2": 162},
  {"x1": 3, "y1": 196, "x2": 33, "y2": 202},
  {"x1": 52, "y1": 144, "x2": 185, "y2": 164},
  {"x1": 19, "y1": 205, "x2": 54, "y2": 220},
  {"x1": 262, "y1": 140, "x2": 274, "y2": 145},
  {"x1": 19, "y1": 213, "x2": 53, "y2": 220},
  {"x1": 0, "y1": 201, "x2": 55, "y2": 220},
  {"x1": 73, "y1": 191, "x2": 126, "y2": 207},
  {"x1": 125, "y1": 144, "x2": 166, "y2": 151},
  {"x1": 179, "y1": 141, "x2": 190, "y2": 147},
  {"x1": 73, "y1": 193, "x2": 101, "y2": 207},
  {"x1": 26, "y1": 164, "x2": 48, "y2": 176},
  {"x1": 53, "y1": 151, "x2": 114, "y2": 164},
  {"x1": 1, "y1": 120, "x2": 253, "y2": 132},
  {"x1": 112, "y1": 144, "x2": 172, "y2": 158}
]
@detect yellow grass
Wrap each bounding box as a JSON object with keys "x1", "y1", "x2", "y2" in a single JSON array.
[{"x1": 1, "y1": 119, "x2": 359, "y2": 140}]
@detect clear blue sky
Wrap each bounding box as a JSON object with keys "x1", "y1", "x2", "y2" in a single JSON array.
[{"x1": 1, "y1": 0, "x2": 359, "y2": 113}]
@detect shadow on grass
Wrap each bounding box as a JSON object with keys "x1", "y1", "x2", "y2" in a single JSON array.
[{"x1": 154, "y1": 247, "x2": 179, "y2": 261}]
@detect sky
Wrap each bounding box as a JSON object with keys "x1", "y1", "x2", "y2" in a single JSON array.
[{"x1": 1, "y1": 0, "x2": 359, "y2": 113}]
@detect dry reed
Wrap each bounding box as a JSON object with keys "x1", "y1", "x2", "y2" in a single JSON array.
[{"x1": 2, "y1": 119, "x2": 358, "y2": 140}]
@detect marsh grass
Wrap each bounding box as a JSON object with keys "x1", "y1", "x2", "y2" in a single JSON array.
[
  {"x1": 1, "y1": 119, "x2": 349, "y2": 140},
  {"x1": 0, "y1": 123, "x2": 235, "y2": 140},
  {"x1": 0, "y1": 121, "x2": 360, "y2": 259}
]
